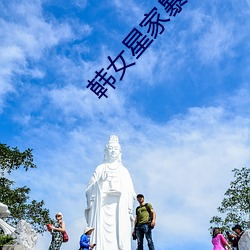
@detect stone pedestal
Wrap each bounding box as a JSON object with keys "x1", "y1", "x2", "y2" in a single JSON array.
[{"x1": 2, "y1": 246, "x2": 26, "y2": 250}]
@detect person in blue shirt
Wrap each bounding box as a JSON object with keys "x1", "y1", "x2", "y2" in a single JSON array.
[{"x1": 79, "y1": 227, "x2": 96, "y2": 250}]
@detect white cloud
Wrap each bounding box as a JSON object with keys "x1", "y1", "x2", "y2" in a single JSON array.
[
  {"x1": 73, "y1": 0, "x2": 87, "y2": 9},
  {"x1": 1, "y1": 2, "x2": 73, "y2": 58},
  {"x1": 188, "y1": 8, "x2": 210, "y2": 34},
  {"x1": 197, "y1": 20, "x2": 235, "y2": 62},
  {"x1": 48, "y1": 84, "x2": 126, "y2": 120},
  {"x1": 0, "y1": 1, "x2": 75, "y2": 111},
  {"x1": 111, "y1": 0, "x2": 145, "y2": 25}
]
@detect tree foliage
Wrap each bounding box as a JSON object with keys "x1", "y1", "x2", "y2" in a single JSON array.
[
  {"x1": 0, "y1": 143, "x2": 52, "y2": 233},
  {"x1": 0, "y1": 234, "x2": 14, "y2": 246},
  {"x1": 0, "y1": 144, "x2": 36, "y2": 175},
  {"x1": 210, "y1": 167, "x2": 250, "y2": 232}
]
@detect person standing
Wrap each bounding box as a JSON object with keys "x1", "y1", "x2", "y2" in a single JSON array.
[
  {"x1": 231, "y1": 225, "x2": 244, "y2": 250},
  {"x1": 79, "y1": 227, "x2": 96, "y2": 250},
  {"x1": 49, "y1": 212, "x2": 66, "y2": 250},
  {"x1": 211, "y1": 227, "x2": 232, "y2": 250},
  {"x1": 133, "y1": 194, "x2": 156, "y2": 250}
]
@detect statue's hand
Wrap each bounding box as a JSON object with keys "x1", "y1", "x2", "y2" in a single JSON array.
[
  {"x1": 101, "y1": 171, "x2": 108, "y2": 181},
  {"x1": 88, "y1": 201, "x2": 92, "y2": 208},
  {"x1": 86, "y1": 195, "x2": 95, "y2": 209},
  {"x1": 129, "y1": 213, "x2": 135, "y2": 222}
]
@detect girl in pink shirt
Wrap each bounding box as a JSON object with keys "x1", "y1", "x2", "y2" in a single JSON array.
[{"x1": 212, "y1": 227, "x2": 232, "y2": 250}]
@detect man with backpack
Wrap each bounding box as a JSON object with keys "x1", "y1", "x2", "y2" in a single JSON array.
[{"x1": 132, "y1": 194, "x2": 156, "y2": 250}]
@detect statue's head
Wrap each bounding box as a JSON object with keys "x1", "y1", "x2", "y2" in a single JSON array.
[
  {"x1": 0, "y1": 202, "x2": 10, "y2": 218},
  {"x1": 104, "y1": 135, "x2": 122, "y2": 163}
]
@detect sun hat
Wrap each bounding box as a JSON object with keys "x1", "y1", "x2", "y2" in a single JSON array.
[
  {"x1": 84, "y1": 227, "x2": 95, "y2": 234},
  {"x1": 55, "y1": 212, "x2": 63, "y2": 218}
]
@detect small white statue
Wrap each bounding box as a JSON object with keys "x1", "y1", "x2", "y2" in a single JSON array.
[
  {"x1": 0, "y1": 203, "x2": 38, "y2": 250},
  {"x1": 85, "y1": 135, "x2": 136, "y2": 250},
  {"x1": 239, "y1": 229, "x2": 250, "y2": 250},
  {"x1": 0, "y1": 203, "x2": 11, "y2": 218},
  {"x1": 13, "y1": 220, "x2": 38, "y2": 250},
  {"x1": 0, "y1": 202, "x2": 15, "y2": 235}
]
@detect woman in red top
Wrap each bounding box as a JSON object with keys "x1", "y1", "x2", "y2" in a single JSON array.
[{"x1": 212, "y1": 227, "x2": 232, "y2": 250}]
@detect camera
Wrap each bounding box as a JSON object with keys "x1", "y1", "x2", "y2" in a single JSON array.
[{"x1": 132, "y1": 231, "x2": 137, "y2": 240}]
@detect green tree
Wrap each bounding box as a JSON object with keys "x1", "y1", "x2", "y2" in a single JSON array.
[
  {"x1": 210, "y1": 167, "x2": 250, "y2": 232},
  {"x1": 0, "y1": 143, "x2": 52, "y2": 233}
]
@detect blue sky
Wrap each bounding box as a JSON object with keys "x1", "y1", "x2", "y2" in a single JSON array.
[{"x1": 0, "y1": 0, "x2": 250, "y2": 249}]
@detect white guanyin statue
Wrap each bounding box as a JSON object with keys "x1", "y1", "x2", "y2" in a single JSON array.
[{"x1": 85, "y1": 135, "x2": 136, "y2": 250}]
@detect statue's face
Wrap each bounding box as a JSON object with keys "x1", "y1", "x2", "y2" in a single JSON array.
[{"x1": 107, "y1": 142, "x2": 121, "y2": 160}]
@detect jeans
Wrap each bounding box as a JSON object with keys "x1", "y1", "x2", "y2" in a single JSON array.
[{"x1": 136, "y1": 223, "x2": 155, "y2": 250}]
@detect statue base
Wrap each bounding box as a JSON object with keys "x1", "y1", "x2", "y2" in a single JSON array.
[{"x1": 1, "y1": 245, "x2": 26, "y2": 250}]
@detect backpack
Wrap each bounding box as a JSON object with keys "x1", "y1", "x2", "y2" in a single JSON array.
[{"x1": 136, "y1": 203, "x2": 154, "y2": 229}]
